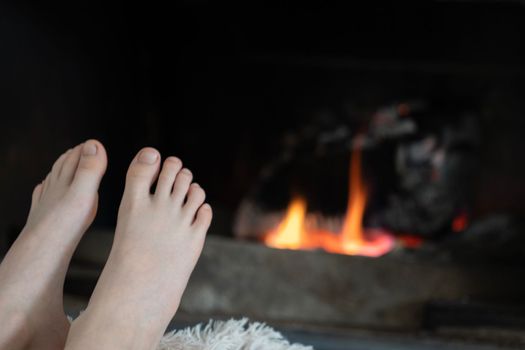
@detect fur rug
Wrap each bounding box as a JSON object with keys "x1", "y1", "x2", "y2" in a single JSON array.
[{"x1": 158, "y1": 318, "x2": 313, "y2": 350}]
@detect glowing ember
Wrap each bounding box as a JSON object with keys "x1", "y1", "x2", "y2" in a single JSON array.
[
  {"x1": 452, "y1": 212, "x2": 469, "y2": 233},
  {"x1": 264, "y1": 148, "x2": 394, "y2": 257},
  {"x1": 398, "y1": 234, "x2": 424, "y2": 249}
]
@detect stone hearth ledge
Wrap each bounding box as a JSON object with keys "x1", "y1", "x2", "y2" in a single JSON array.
[{"x1": 71, "y1": 230, "x2": 525, "y2": 330}]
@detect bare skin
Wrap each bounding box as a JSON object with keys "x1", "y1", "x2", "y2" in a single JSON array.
[
  {"x1": 0, "y1": 140, "x2": 107, "y2": 350},
  {"x1": 65, "y1": 148, "x2": 212, "y2": 350}
]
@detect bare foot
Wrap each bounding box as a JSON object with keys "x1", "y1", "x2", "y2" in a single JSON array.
[
  {"x1": 66, "y1": 148, "x2": 212, "y2": 350},
  {"x1": 0, "y1": 140, "x2": 107, "y2": 350}
]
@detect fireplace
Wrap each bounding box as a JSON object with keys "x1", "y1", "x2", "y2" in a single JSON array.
[
  {"x1": 64, "y1": 57, "x2": 525, "y2": 348},
  {"x1": 233, "y1": 99, "x2": 482, "y2": 258}
]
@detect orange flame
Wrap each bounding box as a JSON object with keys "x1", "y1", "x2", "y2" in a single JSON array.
[
  {"x1": 264, "y1": 196, "x2": 307, "y2": 249},
  {"x1": 341, "y1": 147, "x2": 367, "y2": 252},
  {"x1": 264, "y1": 148, "x2": 394, "y2": 257}
]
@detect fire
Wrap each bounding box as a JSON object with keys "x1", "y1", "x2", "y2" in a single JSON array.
[
  {"x1": 340, "y1": 148, "x2": 368, "y2": 253},
  {"x1": 264, "y1": 148, "x2": 394, "y2": 257},
  {"x1": 264, "y1": 196, "x2": 307, "y2": 250}
]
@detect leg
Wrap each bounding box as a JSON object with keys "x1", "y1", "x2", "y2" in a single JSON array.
[
  {"x1": 65, "y1": 148, "x2": 212, "y2": 350},
  {"x1": 0, "y1": 140, "x2": 107, "y2": 350}
]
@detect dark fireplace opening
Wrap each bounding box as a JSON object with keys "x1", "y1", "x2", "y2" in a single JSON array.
[
  {"x1": 1, "y1": 1, "x2": 525, "y2": 348},
  {"x1": 234, "y1": 99, "x2": 479, "y2": 256},
  {"x1": 233, "y1": 93, "x2": 525, "y2": 264}
]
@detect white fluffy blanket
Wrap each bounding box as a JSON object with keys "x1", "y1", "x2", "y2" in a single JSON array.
[{"x1": 158, "y1": 318, "x2": 313, "y2": 350}]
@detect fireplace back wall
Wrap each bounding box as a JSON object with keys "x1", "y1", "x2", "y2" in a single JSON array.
[{"x1": 1, "y1": 1, "x2": 525, "y2": 259}]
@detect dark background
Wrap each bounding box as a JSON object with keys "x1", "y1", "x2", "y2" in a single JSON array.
[{"x1": 1, "y1": 1, "x2": 525, "y2": 252}]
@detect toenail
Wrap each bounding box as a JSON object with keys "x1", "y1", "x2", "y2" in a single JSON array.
[
  {"x1": 138, "y1": 150, "x2": 158, "y2": 164},
  {"x1": 82, "y1": 142, "x2": 97, "y2": 156},
  {"x1": 181, "y1": 168, "x2": 192, "y2": 175},
  {"x1": 202, "y1": 203, "x2": 211, "y2": 210},
  {"x1": 167, "y1": 157, "x2": 181, "y2": 164}
]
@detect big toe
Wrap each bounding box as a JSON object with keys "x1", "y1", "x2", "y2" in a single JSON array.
[
  {"x1": 70, "y1": 139, "x2": 108, "y2": 195},
  {"x1": 123, "y1": 147, "x2": 161, "y2": 198}
]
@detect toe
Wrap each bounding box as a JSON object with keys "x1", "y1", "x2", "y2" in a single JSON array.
[
  {"x1": 58, "y1": 144, "x2": 82, "y2": 184},
  {"x1": 155, "y1": 157, "x2": 182, "y2": 197},
  {"x1": 41, "y1": 173, "x2": 51, "y2": 196},
  {"x1": 172, "y1": 168, "x2": 193, "y2": 205},
  {"x1": 193, "y1": 203, "x2": 213, "y2": 232},
  {"x1": 29, "y1": 183, "x2": 43, "y2": 213},
  {"x1": 70, "y1": 139, "x2": 108, "y2": 195},
  {"x1": 183, "y1": 183, "x2": 206, "y2": 217},
  {"x1": 50, "y1": 149, "x2": 71, "y2": 181},
  {"x1": 124, "y1": 147, "x2": 161, "y2": 198}
]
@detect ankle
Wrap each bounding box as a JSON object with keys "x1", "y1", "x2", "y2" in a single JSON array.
[{"x1": 66, "y1": 309, "x2": 165, "y2": 350}]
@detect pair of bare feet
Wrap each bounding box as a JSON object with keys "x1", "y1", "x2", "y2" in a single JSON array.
[{"x1": 0, "y1": 140, "x2": 212, "y2": 350}]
